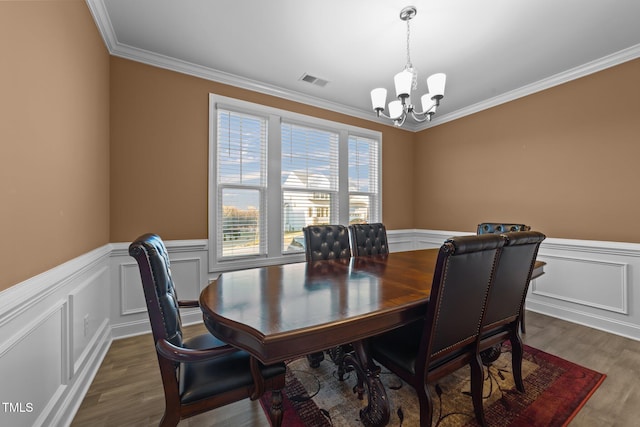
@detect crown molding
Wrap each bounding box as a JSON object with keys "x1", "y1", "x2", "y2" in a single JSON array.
[
  {"x1": 418, "y1": 43, "x2": 640, "y2": 131},
  {"x1": 86, "y1": 0, "x2": 640, "y2": 134}
]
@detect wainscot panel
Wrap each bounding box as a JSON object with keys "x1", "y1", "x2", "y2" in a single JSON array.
[{"x1": 527, "y1": 238, "x2": 640, "y2": 341}]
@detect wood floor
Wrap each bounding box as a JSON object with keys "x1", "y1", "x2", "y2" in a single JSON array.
[{"x1": 71, "y1": 311, "x2": 640, "y2": 426}]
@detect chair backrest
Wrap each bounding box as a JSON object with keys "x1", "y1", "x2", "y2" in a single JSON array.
[
  {"x1": 128, "y1": 233, "x2": 184, "y2": 348},
  {"x1": 477, "y1": 222, "x2": 531, "y2": 235},
  {"x1": 302, "y1": 225, "x2": 351, "y2": 261},
  {"x1": 482, "y1": 231, "x2": 546, "y2": 330},
  {"x1": 349, "y1": 223, "x2": 389, "y2": 256},
  {"x1": 420, "y1": 234, "x2": 505, "y2": 362}
]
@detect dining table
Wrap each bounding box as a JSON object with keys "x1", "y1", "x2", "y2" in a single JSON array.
[{"x1": 199, "y1": 248, "x2": 545, "y2": 427}]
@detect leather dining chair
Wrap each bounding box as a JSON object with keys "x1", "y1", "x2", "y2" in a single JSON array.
[
  {"x1": 367, "y1": 234, "x2": 505, "y2": 427},
  {"x1": 476, "y1": 222, "x2": 532, "y2": 333},
  {"x1": 349, "y1": 222, "x2": 389, "y2": 256},
  {"x1": 302, "y1": 224, "x2": 352, "y2": 369},
  {"x1": 302, "y1": 224, "x2": 352, "y2": 261},
  {"x1": 129, "y1": 233, "x2": 286, "y2": 427},
  {"x1": 478, "y1": 231, "x2": 546, "y2": 391},
  {"x1": 477, "y1": 222, "x2": 531, "y2": 235}
]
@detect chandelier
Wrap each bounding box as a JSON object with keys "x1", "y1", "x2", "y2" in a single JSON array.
[{"x1": 370, "y1": 6, "x2": 446, "y2": 127}]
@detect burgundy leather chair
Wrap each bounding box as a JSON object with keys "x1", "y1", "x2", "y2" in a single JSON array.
[
  {"x1": 368, "y1": 234, "x2": 505, "y2": 427},
  {"x1": 479, "y1": 231, "x2": 546, "y2": 391},
  {"x1": 129, "y1": 233, "x2": 286, "y2": 427},
  {"x1": 349, "y1": 222, "x2": 389, "y2": 256}
]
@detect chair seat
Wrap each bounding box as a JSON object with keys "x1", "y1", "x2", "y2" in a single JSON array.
[
  {"x1": 370, "y1": 321, "x2": 472, "y2": 377},
  {"x1": 180, "y1": 334, "x2": 286, "y2": 404},
  {"x1": 370, "y1": 321, "x2": 422, "y2": 374}
]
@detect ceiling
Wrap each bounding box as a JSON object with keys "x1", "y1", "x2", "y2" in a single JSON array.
[{"x1": 87, "y1": 0, "x2": 640, "y2": 131}]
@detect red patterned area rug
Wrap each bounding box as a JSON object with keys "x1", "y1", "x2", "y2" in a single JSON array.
[{"x1": 261, "y1": 343, "x2": 605, "y2": 426}]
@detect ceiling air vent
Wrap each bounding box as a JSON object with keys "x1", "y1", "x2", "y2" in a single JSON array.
[{"x1": 300, "y1": 73, "x2": 329, "y2": 87}]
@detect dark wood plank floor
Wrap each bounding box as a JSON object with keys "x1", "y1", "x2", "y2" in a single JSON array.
[{"x1": 71, "y1": 311, "x2": 640, "y2": 426}]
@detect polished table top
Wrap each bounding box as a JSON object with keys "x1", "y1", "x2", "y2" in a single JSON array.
[{"x1": 199, "y1": 249, "x2": 545, "y2": 365}]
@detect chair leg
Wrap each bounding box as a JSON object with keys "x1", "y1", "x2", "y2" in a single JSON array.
[
  {"x1": 417, "y1": 384, "x2": 434, "y2": 427},
  {"x1": 520, "y1": 309, "x2": 526, "y2": 334},
  {"x1": 268, "y1": 389, "x2": 283, "y2": 427},
  {"x1": 470, "y1": 354, "x2": 487, "y2": 427},
  {"x1": 306, "y1": 351, "x2": 324, "y2": 368},
  {"x1": 159, "y1": 411, "x2": 180, "y2": 427},
  {"x1": 511, "y1": 333, "x2": 525, "y2": 392}
]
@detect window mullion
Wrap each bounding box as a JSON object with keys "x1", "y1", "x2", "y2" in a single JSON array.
[
  {"x1": 267, "y1": 114, "x2": 282, "y2": 257},
  {"x1": 338, "y1": 130, "x2": 350, "y2": 225}
]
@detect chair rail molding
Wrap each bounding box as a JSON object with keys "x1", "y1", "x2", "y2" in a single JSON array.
[{"x1": 3, "y1": 230, "x2": 640, "y2": 425}]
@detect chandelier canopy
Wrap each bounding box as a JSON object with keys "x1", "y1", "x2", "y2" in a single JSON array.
[{"x1": 370, "y1": 6, "x2": 446, "y2": 127}]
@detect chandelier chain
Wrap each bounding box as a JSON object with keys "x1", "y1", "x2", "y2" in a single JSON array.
[{"x1": 405, "y1": 18, "x2": 418, "y2": 90}]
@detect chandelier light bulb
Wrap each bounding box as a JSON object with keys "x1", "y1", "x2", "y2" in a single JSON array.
[
  {"x1": 427, "y1": 73, "x2": 447, "y2": 99},
  {"x1": 421, "y1": 94, "x2": 436, "y2": 113},
  {"x1": 370, "y1": 88, "x2": 387, "y2": 111},
  {"x1": 388, "y1": 100, "x2": 403, "y2": 119},
  {"x1": 394, "y1": 70, "x2": 413, "y2": 98}
]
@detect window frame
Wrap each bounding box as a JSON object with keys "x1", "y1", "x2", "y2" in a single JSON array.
[{"x1": 208, "y1": 94, "x2": 382, "y2": 273}]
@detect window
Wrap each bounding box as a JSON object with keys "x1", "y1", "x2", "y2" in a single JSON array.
[
  {"x1": 209, "y1": 94, "x2": 381, "y2": 271},
  {"x1": 349, "y1": 135, "x2": 380, "y2": 225},
  {"x1": 281, "y1": 122, "x2": 339, "y2": 254},
  {"x1": 215, "y1": 109, "x2": 267, "y2": 258}
]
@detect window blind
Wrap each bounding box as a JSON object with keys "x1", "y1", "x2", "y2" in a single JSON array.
[
  {"x1": 217, "y1": 109, "x2": 267, "y2": 258},
  {"x1": 281, "y1": 122, "x2": 339, "y2": 253},
  {"x1": 348, "y1": 135, "x2": 380, "y2": 224}
]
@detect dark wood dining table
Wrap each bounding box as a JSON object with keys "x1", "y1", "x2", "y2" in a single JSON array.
[{"x1": 199, "y1": 248, "x2": 545, "y2": 427}]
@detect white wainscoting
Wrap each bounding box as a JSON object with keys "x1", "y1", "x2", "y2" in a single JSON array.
[
  {"x1": 3, "y1": 230, "x2": 640, "y2": 426},
  {"x1": 0, "y1": 246, "x2": 112, "y2": 427},
  {"x1": 526, "y1": 238, "x2": 640, "y2": 341}
]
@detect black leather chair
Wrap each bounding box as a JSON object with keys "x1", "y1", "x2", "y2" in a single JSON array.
[
  {"x1": 479, "y1": 231, "x2": 546, "y2": 391},
  {"x1": 349, "y1": 222, "x2": 389, "y2": 256},
  {"x1": 302, "y1": 224, "x2": 351, "y2": 261},
  {"x1": 302, "y1": 225, "x2": 352, "y2": 369},
  {"x1": 368, "y1": 234, "x2": 505, "y2": 427},
  {"x1": 477, "y1": 222, "x2": 532, "y2": 333},
  {"x1": 477, "y1": 222, "x2": 531, "y2": 235},
  {"x1": 129, "y1": 233, "x2": 286, "y2": 427}
]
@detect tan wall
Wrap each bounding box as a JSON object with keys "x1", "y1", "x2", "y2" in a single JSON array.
[
  {"x1": 0, "y1": 1, "x2": 110, "y2": 291},
  {"x1": 414, "y1": 58, "x2": 640, "y2": 242},
  {"x1": 109, "y1": 58, "x2": 416, "y2": 242}
]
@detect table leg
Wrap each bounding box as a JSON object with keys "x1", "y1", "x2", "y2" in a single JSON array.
[
  {"x1": 343, "y1": 340, "x2": 390, "y2": 427},
  {"x1": 327, "y1": 344, "x2": 354, "y2": 381}
]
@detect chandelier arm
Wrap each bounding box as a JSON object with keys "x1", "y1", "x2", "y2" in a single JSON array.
[
  {"x1": 394, "y1": 113, "x2": 408, "y2": 127},
  {"x1": 409, "y1": 110, "x2": 430, "y2": 123},
  {"x1": 375, "y1": 110, "x2": 394, "y2": 120}
]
